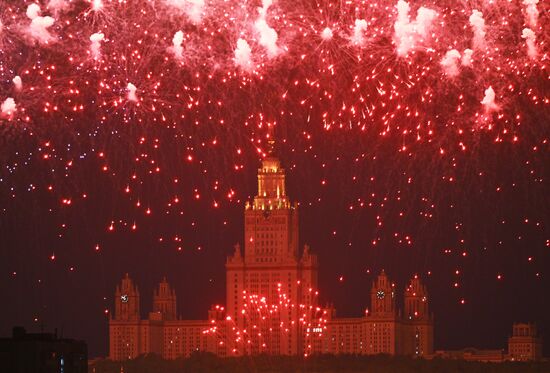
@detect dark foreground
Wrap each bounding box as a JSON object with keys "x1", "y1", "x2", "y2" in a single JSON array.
[{"x1": 90, "y1": 353, "x2": 550, "y2": 373}]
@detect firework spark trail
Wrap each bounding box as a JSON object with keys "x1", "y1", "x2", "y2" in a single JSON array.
[
  {"x1": 0, "y1": 0, "x2": 544, "y2": 137},
  {"x1": 0, "y1": 0, "x2": 547, "y2": 330},
  {"x1": 204, "y1": 287, "x2": 326, "y2": 356},
  {"x1": 0, "y1": 0, "x2": 546, "y2": 230},
  {"x1": 0, "y1": 0, "x2": 546, "y2": 220}
]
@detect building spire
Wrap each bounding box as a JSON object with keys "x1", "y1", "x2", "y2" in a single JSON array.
[
  {"x1": 254, "y1": 124, "x2": 288, "y2": 209},
  {"x1": 266, "y1": 124, "x2": 276, "y2": 156}
]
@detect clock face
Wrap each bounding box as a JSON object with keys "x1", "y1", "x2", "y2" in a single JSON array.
[
  {"x1": 376, "y1": 290, "x2": 385, "y2": 299},
  {"x1": 121, "y1": 294, "x2": 129, "y2": 303}
]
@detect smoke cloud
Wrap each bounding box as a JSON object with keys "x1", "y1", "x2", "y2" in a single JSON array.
[
  {"x1": 90, "y1": 32, "x2": 105, "y2": 60},
  {"x1": 351, "y1": 19, "x2": 368, "y2": 46},
  {"x1": 523, "y1": 0, "x2": 539, "y2": 28},
  {"x1": 440, "y1": 49, "x2": 461, "y2": 77},
  {"x1": 47, "y1": 0, "x2": 70, "y2": 15},
  {"x1": 1, "y1": 98, "x2": 17, "y2": 117},
  {"x1": 235, "y1": 38, "x2": 252, "y2": 71},
  {"x1": 165, "y1": 0, "x2": 205, "y2": 24},
  {"x1": 13, "y1": 76, "x2": 22, "y2": 91},
  {"x1": 26, "y1": 3, "x2": 41, "y2": 19},
  {"x1": 521, "y1": 28, "x2": 537, "y2": 60},
  {"x1": 469, "y1": 10, "x2": 486, "y2": 50},
  {"x1": 170, "y1": 31, "x2": 184, "y2": 60},
  {"x1": 393, "y1": 0, "x2": 437, "y2": 57},
  {"x1": 481, "y1": 86, "x2": 499, "y2": 113},
  {"x1": 461, "y1": 49, "x2": 473, "y2": 66},
  {"x1": 255, "y1": 0, "x2": 280, "y2": 58},
  {"x1": 27, "y1": 3, "x2": 55, "y2": 44},
  {"x1": 127, "y1": 83, "x2": 138, "y2": 102}
]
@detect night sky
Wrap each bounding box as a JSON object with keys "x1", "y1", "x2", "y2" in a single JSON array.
[{"x1": 0, "y1": 0, "x2": 549, "y2": 359}]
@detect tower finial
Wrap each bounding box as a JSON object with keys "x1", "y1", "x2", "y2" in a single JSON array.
[{"x1": 266, "y1": 124, "x2": 275, "y2": 156}]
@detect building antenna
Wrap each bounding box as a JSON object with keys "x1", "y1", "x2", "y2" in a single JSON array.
[{"x1": 266, "y1": 123, "x2": 276, "y2": 156}]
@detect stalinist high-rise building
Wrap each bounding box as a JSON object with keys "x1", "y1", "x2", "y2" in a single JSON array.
[
  {"x1": 225, "y1": 137, "x2": 319, "y2": 355},
  {"x1": 109, "y1": 141, "x2": 433, "y2": 359}
]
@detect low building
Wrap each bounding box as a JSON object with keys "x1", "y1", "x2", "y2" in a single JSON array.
[
  {"x1": 430, "y1": 323, "x2": 544, "y2": 363},
  {"x1": 433, "y1": 348, "x2": 506, "y2": 362},
  {"x1": 0, "y1": 326, "x2": 87, "y2": 373},
  {"x1": 508, "y1": 323, "x2": 543, "y2": 361},
  {"x1": 109, "y1": 272, "x2": 434, "y2": 360},
  {"x1": 321, "y1": 272, "x2": 433, "y2": 356}
]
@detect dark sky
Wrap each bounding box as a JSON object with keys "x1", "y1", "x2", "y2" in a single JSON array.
[
  {"x1": 0, "y1": 0, "x2": 548, "y2": 360},
  {"x1": 0, "y1": 123, "x2": 548, "y2": 358}
]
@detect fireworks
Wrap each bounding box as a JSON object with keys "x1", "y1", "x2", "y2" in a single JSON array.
[
  {"x1": 0, "y1": 0, "x2": 544, "y2": 129},
  {"x1": 0, "y1": 0, "x2": 548, "y2": 355},
  {"x1": 204, "y1": 286, "x2": 326, "y2": 356}
]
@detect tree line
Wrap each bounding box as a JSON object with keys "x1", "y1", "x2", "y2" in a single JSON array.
[{"x1": 90, "y1": 352, "x2": 550, "y2": 373}]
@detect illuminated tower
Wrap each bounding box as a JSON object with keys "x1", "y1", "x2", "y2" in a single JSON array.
[
  {"x1": 403, "y1": 275, "x2": 433, "y2": 356},
  {"x1": 226, "y1": 134, "x2": 318, "y2": 356},
  {"x1": 110, "y1": 274, "x2": 142, "y2": 360},
  {"x1": 370, "y1": 270, "x2": 396, "y2": 317},
  {"x1": 364, "y1": 270, "x2": 400, "y2": 354},
  {"x1": 114, "y1": 273, "x2": 140, "y2": 321},
  {"x1": 245, "y1": 136, "x2": 298, "y2": 263},
  {"x1": 152, "y1": 277, "x2": 177, "y2": 321}
]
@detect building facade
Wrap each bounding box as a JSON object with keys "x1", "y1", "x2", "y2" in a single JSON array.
[
  {"x1": 109, "y1": 148, "x2": 433, "y2": 360},
  {"x1": 428, "y1": 323, "x2": 544, "y2": 362},
  {"x1": 0, "y1": 327, "x2": 87, "y2": 373},
  {"x1": 508, "y1": 323, "x2": 543, "y2": 361},
  {"x1": 321, "y1": 272, "x2": 433, "y2": 356}
]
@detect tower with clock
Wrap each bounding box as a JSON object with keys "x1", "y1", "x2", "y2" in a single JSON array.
[
  {"x1": 354, "y1": 270, "x2": 402, "y2": 354},
  {"x1": 114, "y1": 273, "x2": 140, "y2": 322},
  {"x1": 110, "y1": 273, "x2": 141, "y2": 360},
  {"x1": 370, "y1": 270, "x2": 396, "y2": 317}
]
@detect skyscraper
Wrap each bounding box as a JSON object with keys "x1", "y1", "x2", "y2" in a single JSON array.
[
  {"x1": 110, "y1": 274, "x2": 143, "y2": 359},
  {"x1": 225, "y1": 141, "x2": 319, "y2": 355},
  {"x1": 109, "y1": 148, "x2": 433, "y2": 359}
]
